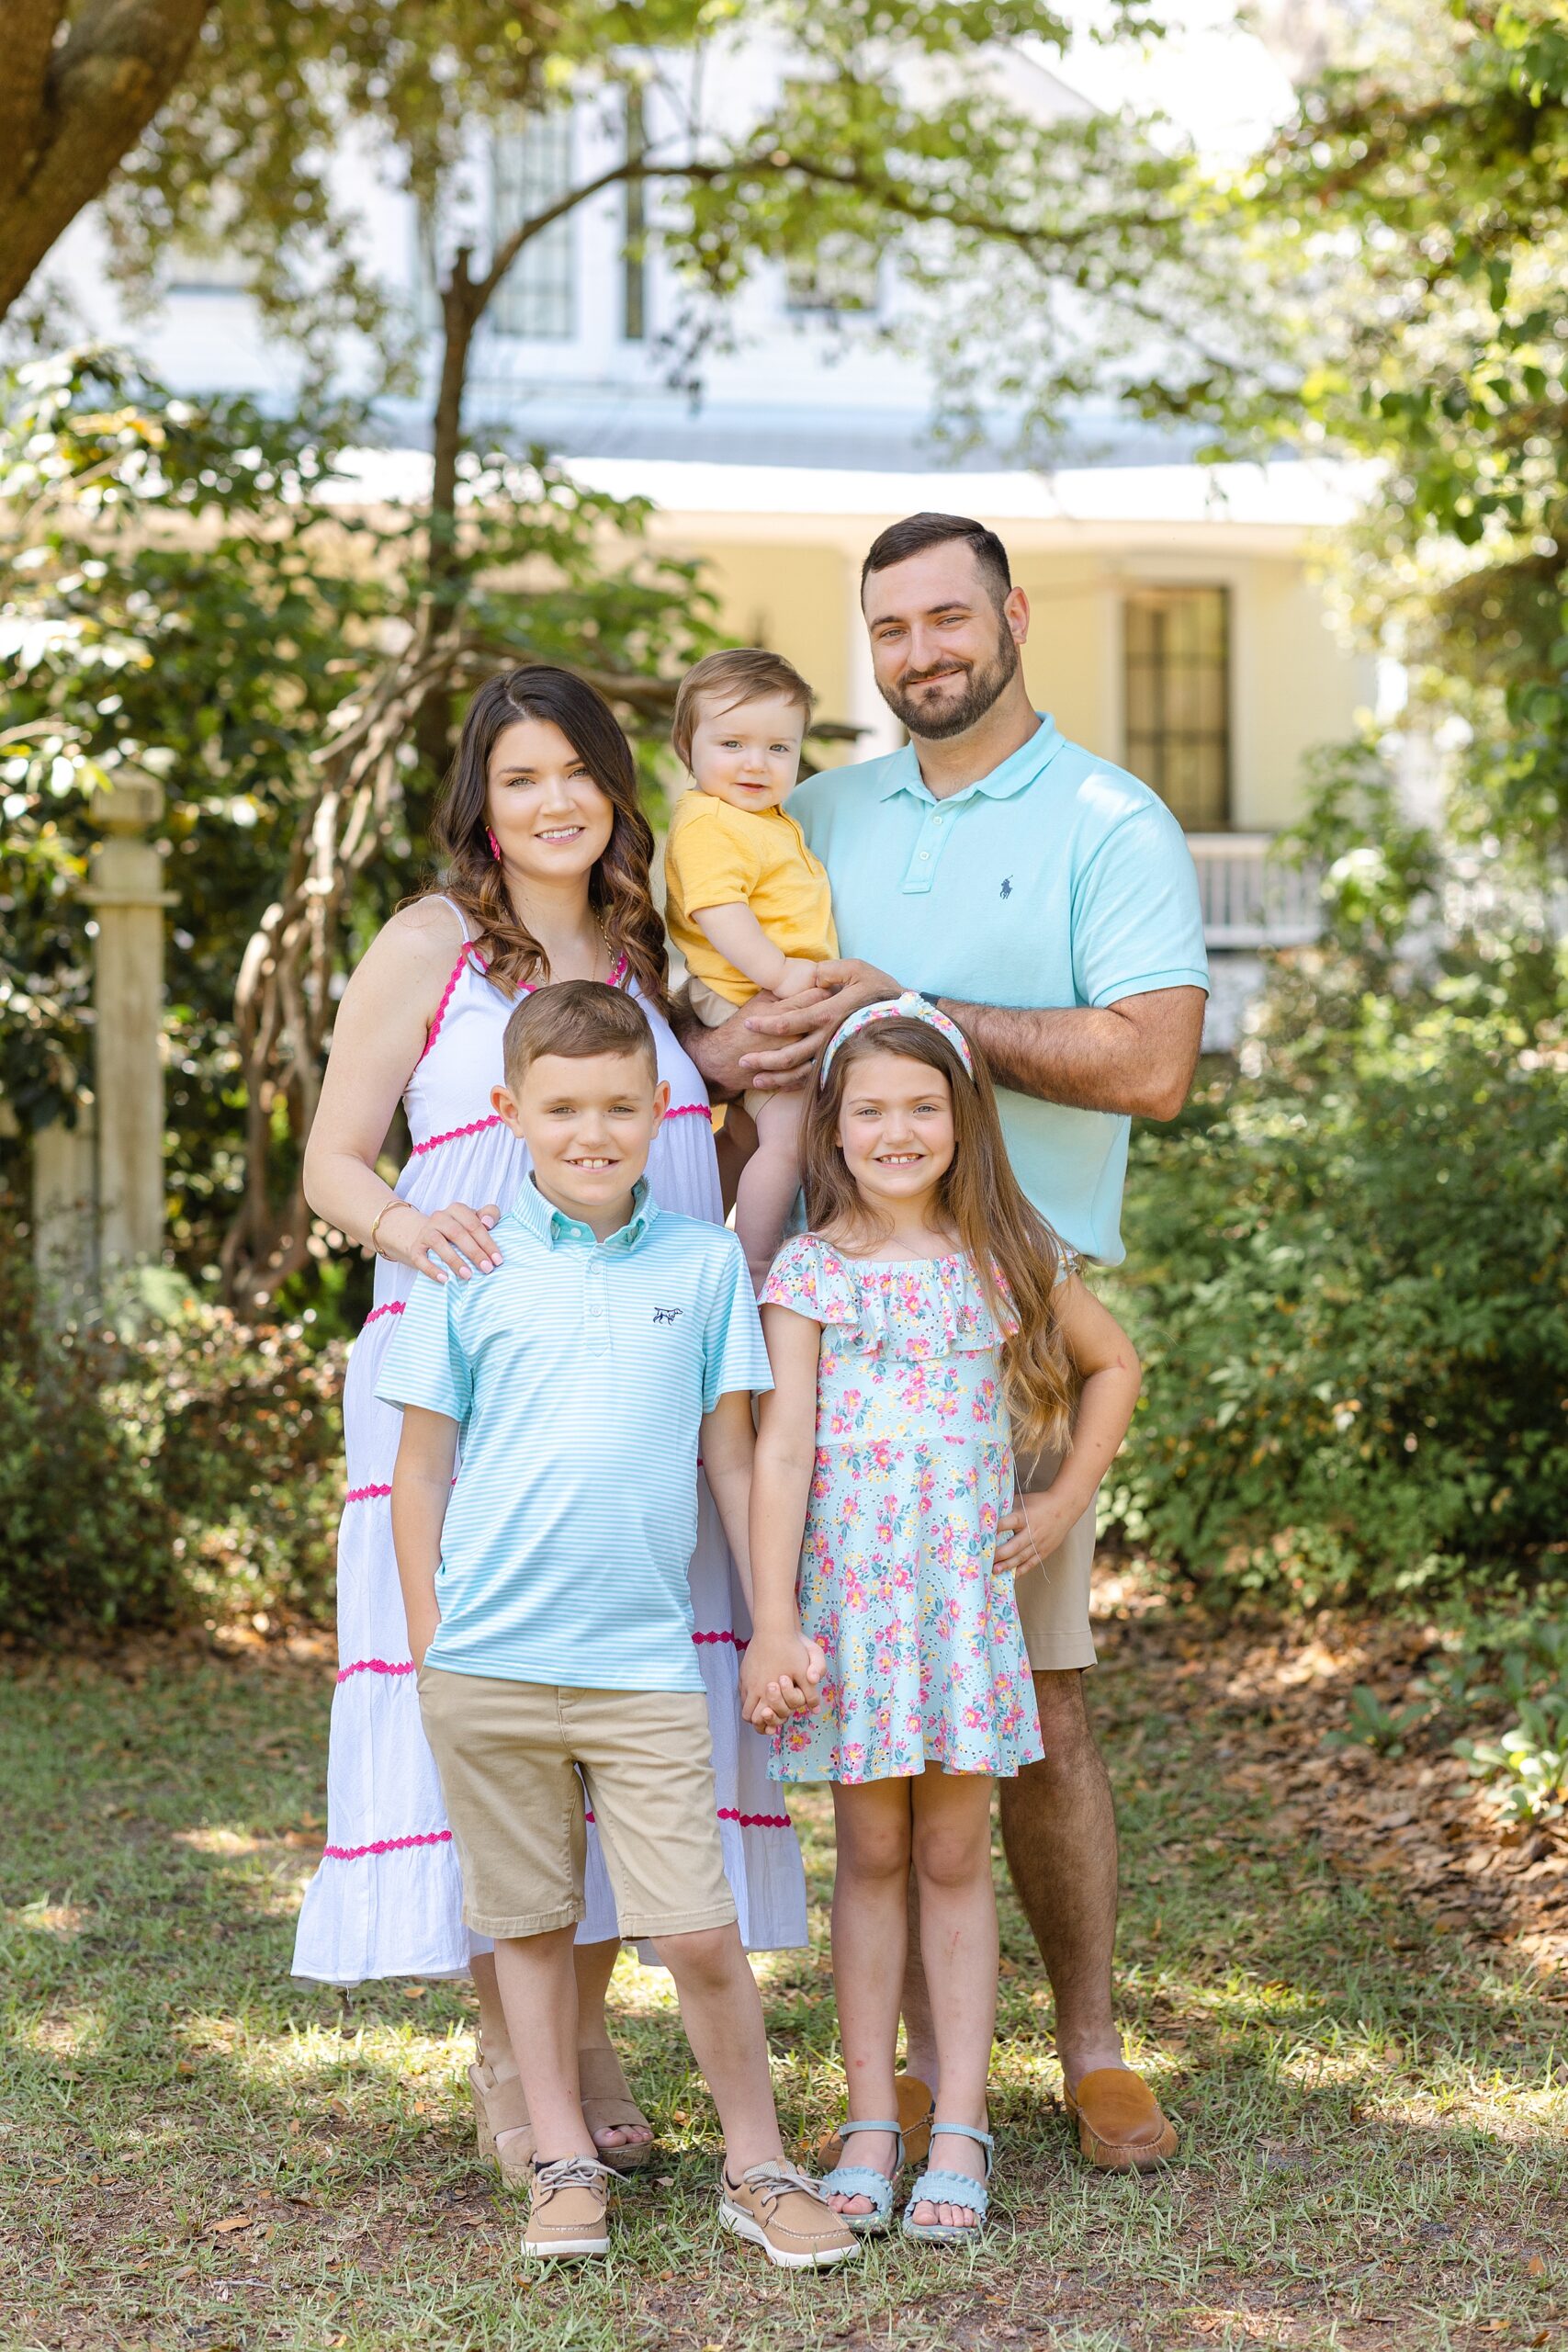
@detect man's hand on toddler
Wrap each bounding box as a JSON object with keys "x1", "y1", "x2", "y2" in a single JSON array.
[
  {"x1": 995, "y1": 1489, "x2": 1077, "y2": 1577},
  {"x1": 740, "y1": 1634, "x2": 827, "y2": 1732}
]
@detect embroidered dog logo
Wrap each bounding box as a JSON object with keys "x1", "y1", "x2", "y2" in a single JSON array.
[
  {"x1": 652, "y1": 1306, "x2": 683, "y2": 1325},
  {"x1": 999, "y1": 876, "x2": 1013, "y2": 899}
]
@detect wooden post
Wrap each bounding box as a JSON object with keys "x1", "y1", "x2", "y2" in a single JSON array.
[
  {"x1": 81, "y1": 773, "x2": 174, "y2": 1272},
  {"x1": 32, "y1": 1112, "x2": 97, "y2": 1297}
]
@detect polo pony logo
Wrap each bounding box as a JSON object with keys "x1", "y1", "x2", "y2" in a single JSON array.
[
  {"x1": 652, "y1": 1306, "x2": 683, "y2": 1325},
  {"x1": 999, "y1": 876, "x2": 1013, "y2": 899}
]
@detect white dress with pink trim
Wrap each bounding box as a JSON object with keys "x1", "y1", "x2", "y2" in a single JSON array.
[{"x1": 291, "y1": 901, "x2": 807, "y2": 1983}]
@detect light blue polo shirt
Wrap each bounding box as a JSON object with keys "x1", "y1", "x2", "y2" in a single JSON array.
[
  {"x1": 376, "y1": 1177, "x2": 771, "y2": 1691},
  {"x1": 791, "y1": 716, "x2": 1208, "y2": 1262}
]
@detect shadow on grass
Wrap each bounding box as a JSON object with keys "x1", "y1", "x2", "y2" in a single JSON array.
[{"x1": 3, "y1": 1649, "x2": 1567, "y2": 2352}]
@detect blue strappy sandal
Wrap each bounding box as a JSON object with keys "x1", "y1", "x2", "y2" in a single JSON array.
[
  {"x1": 818, "y1": 2120, "x2": 905, "y2": 2237},
  {"x1": 900, "y1": 2121, "x2": 994, "y2": 2245}
]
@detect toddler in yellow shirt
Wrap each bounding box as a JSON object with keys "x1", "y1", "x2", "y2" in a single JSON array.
[{"x1": 665, "y1": 648, "x2": 838, "y2": 1288}]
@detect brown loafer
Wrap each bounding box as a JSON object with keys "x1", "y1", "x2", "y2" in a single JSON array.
[
  {"x1": 1063, "y1": 2067, "x2": 1178, "y2": 2172},
  {"x1": 815, "y1": 2072, "x2": 933, "y2": 2174}
]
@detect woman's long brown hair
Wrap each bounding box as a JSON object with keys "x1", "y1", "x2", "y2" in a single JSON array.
[
  {"x1": 801, "y1": 1012, "x2": 1076, "y2": 1453},
  {"x1": 427, "y1": 666, "x2": 668, "y2": 1007}
]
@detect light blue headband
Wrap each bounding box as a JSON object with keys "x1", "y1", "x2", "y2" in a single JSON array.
[{"x1": 818, "y1": 991, "x2": 976, "y2": 1086}]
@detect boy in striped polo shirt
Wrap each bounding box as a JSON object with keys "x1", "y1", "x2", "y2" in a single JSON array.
[{"x1": 379, "y1": 981, "x2": 854, "y2": 2272}]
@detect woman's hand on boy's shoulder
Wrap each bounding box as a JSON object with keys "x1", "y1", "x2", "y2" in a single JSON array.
[{"x1": 740, "y1": 1633, "x2": 827, "y2": 1731}]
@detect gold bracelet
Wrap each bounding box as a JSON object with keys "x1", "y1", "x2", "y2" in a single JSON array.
[{"x1": 368, "y1": 1200, "x2": 404, "y2": 1256}]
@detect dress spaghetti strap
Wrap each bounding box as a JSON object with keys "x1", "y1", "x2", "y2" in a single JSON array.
[{"x1": 431, "y1": 892, "x2": 472, "y2": 944}]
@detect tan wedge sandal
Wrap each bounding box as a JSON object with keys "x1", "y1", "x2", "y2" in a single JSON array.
[
  {"x1": 469, "y1": 2057, "x2": 535, "y2": 2188},
  {"x1": 470, "y1": 2048, "x2": 654, "y2": 2185},
  {"x1": 578, "y1": 2043, "x2": 655, "y2": 2175}
]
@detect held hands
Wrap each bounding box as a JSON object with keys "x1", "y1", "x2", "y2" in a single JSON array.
[
  {"x1": 377, "y1": 1198, "x2": 503, "y2": 1283},
  {"x1": 739, "y1": 957, "x2": 905, "y2": 1093},
  {"x1": 994, "y1": 1487, "x2": 1077, "y2": 1577},
  {"x1": 739, "y1": 1632, "x2": 828, "y2": 1733}
]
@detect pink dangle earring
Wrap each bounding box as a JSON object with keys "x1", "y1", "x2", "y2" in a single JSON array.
[{"x1": 486, "y1": 826, "x2": 502, "y2": 862}]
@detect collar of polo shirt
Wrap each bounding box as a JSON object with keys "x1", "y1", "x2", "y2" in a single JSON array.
[
  {"x1": 877, "y1": 712, "x2": 1066, "y2": 806},
  {"x1": 512, "y1": 1172, "x2": 659, "y2": 1251}
]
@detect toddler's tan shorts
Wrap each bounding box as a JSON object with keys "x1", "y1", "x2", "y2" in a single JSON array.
[{"x1": 687, "y1": 973, "x2": 773, "y2": 1125}]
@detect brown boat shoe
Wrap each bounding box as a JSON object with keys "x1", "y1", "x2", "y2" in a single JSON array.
[
  {"x1": 1063, "y1": 2067, "x2": 1178, "y2": 2172},
  {"x1": 522, "y1": 2154, "x2": 616, "y2": 2260},
  {"x1": 719, "y1": 2161, "x2": 861, "y2": 2269}
]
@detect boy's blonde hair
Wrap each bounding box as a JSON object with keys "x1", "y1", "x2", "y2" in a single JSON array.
[{"x1": 671, "y1": 648, "x2": 816, "y2": 769}]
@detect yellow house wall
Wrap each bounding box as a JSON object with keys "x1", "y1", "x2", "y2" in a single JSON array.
[{"x1": 649, "y1": 518, "x2": 1373, "y2": 831}]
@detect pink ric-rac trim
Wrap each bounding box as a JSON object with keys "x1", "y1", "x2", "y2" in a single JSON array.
[
  {"x1": 409, "y1": 1113, "x2": 502, "y2": 1158},
  {"x1": 336, "y1": 1632, "x2": 742, "y2": 1683},
  {"x1": 321, "y1": 1830, "x2": 453, "y2": 1860},
  {"x1": 322, "y1": 1810, "x2": 787, "y2": 1854},
  {"x1": 584, "y1": 1807, "x2": 790, "y2": 1830},
  {"x1": 410, "y1": 1102, "x2": 708, "y2": 1157},
  {"x1": 344, "y1": 1483, "x2": 393, "y2": 1504},
  {"x1": 363, "y1": 1301, "x2": 405, "y2": 1327},
  {"x1": 416, "y1": 945, "x2": 473, "y2": 1067}
]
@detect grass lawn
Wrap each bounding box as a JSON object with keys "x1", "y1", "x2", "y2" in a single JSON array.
[{"x1": 4, "y1": 1581, "x2": 1566, "y2": 2352}]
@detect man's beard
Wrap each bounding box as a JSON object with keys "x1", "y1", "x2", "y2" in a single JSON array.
[{"x1": 879, "y1": 618, "x2": 1020, "y2": 742}]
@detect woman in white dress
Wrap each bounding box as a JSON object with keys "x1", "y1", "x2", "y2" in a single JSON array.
[{"x1": 292, "y1": 667, "x2": 807, "y2": 2177}]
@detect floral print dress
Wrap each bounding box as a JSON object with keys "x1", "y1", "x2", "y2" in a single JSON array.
[{"x1": 761, "y1": 1235, "x2": 1044, "y2": 1786}]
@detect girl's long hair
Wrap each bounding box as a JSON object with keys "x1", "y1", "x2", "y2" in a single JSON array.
[
  {"x1": 801, "y1": 1013, "x2": 1076, "y2": 1453},
  {"x1": 427, "y1": 666, "x2": 667, "y2": 1007}
]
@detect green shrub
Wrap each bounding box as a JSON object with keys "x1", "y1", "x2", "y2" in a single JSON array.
[
  {"x1": 0, "y1": 1238, "x2": 177, "y2": 1635},
  {"x1": 0, "y1": 1228, "x2": 346, "y2": 1638},
  {"x1": 1106, "y1": 995, "x2": 1568, "y2": 1609}
]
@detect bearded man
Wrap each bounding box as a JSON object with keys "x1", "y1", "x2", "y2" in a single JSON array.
[{"x1": 681, "y1": 511, "x2": 1208, "y2": 2176}]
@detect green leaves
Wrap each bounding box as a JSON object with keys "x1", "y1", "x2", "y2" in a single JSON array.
[
  {"x1": 1107, "y1": 950, "x2": 1568, "y2": 1612},
  {"x1": 1, "y1": 352, "x2": 718, "y2": 1292}
]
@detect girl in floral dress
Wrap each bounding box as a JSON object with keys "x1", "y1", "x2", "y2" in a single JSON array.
[{"x1": 741, "y1": 995, "x2": 1141, "y2": 2244}]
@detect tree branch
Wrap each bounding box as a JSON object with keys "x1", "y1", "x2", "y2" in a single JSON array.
[{"x1": 0, "y1": 0, "x2": 215, "y2": 317}]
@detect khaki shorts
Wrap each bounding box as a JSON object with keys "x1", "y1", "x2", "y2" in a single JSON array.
[
  {"x1": 687, "y1": 973, "x2": 772, "y2": 1126},
  {"x1": 1009, "y1": 1438, "x2": 1100, "y2": 1675},
  {"x1": 417, "y1": 1669, "x2": 738, "y2": 1941}
]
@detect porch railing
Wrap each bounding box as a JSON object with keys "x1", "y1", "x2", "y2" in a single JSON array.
[{"x1": 1186, "y1": 831, "x2": 1321, "y2": 949}]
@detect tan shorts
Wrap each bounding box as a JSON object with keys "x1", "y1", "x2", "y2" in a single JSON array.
[
  {"x1": 417, "y1": 1669, "x2": 738, "y2": 1941},
  {"x1": 1009, "y1": 1438, "x2": 1100, "y2": 1675},
  {"x1": 687, "y1": 972, "x2": 772, "y2": 1126}
]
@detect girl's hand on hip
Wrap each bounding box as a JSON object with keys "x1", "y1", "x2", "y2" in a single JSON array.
[
  {"x1": 995, "y1": 1491, "x2": 1075, "y2": 1577},
  {"x1": 378, "y1": 1199, "x2": 502, "y2": 1283}
]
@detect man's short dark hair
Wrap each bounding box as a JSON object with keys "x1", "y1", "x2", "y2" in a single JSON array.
[{"x1": 861, "y1": 514, "x2": 1012, "y2": 611}]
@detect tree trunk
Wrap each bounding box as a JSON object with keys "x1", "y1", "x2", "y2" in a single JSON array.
[
  {"x1": 412, "y1": 248, "x2": 484, "y2": 783},
  {"x1": 0, "y1": 0, "x2": 214, "y2": 319}
]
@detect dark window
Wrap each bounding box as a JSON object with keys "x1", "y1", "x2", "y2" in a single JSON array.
[{"x1": 1123, "y1": 585, "x2": 1231, "y2": 830}]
